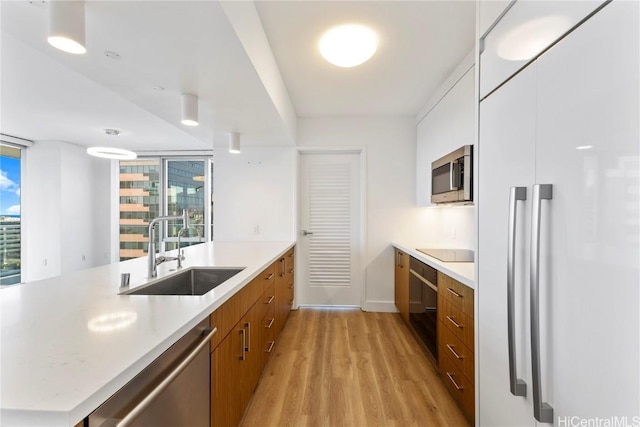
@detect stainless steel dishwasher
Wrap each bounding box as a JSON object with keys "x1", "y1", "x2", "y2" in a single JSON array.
[{"x1": 88, "y1": 319, "x2": 215, "y2": 427}]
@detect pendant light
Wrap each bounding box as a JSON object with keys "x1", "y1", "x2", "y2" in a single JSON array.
[
  {"x1": 48, "y1": 0, "x2": 87, "y2": 54},
  {"x1": 86, "y1": 129, "x2": 137, "y2": 160},
  {"x1": 181, "y1": 93, "x2": 199, "y2": 126},
  {"x1": 87, "y1": 147, "x2": 137, "y2": 160},
  {"x1": 229, "y1": 132, "x2": 240, "y2": 153}
]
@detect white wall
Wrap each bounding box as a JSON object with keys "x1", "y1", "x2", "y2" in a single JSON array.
[
  {"x1": 213, "y1": 145, "x2": 296, "y2": 241},
  {"x1": 23, "y1": 142, "x2": 62, "y2": 280},
  {"x1": 414, "y1": 205, "x2": 475, "y2": 250},
  {"x1": 23, "y1": 141, "x2": 111, "y2": 282},
  {"x1": 297, "y1": 117, "x2": 420, "y2": 311}
]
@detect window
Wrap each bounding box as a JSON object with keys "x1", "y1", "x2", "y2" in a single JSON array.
[
  {"x1": 0, "y1": 144, "x2": 22, "y2": 285},
  {"x1": 118, "y1": 157, "x2": 213, "y2": 261}
]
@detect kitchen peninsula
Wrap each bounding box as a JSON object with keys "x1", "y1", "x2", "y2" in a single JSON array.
[{"x1": 0, "y1": 241, "x2": 294, "y2": 426}]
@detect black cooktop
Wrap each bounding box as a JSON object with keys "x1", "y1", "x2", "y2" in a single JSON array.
[{"x1": 416, "y1": 248, "x2": 474, "y2": 262}]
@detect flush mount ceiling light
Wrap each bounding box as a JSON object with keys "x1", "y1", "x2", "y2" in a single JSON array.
[
  {"x1": 181, "y1": 93, "x2": 199, "y2": 126},
  {"x1": 319, "y1": 24, "x2": 378, "y2": 68},
  {"x1": 497, "y1": 15, "x2": 571, "y2": 61},
  {"x1": 47, "y1": 0, "x2": 87, "y2": 54},
  {"x1": 229, "y1": 132, "x2": 241, "y2": 154}
]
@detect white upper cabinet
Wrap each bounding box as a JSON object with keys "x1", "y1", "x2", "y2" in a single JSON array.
[
  {"x1": 416, "y1": 65, "x2": 474, "y2": 206},
  {"x1": 479, "y1": 0, "x2": 605, "y2": 99},
  {"x1": 478, "y1": 0, "x2": 512, "y2": 37}
]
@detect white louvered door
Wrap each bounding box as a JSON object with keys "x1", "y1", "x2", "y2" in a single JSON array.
[{"x1": 299, "y1": 153, "x2": 361, "y2": 306}]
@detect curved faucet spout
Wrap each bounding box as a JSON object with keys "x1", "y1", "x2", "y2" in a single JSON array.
[{"x1": 148, "y1": 209, "x2": 190, "y2": 278}]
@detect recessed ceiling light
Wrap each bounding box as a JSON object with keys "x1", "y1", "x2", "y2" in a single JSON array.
[
  {"x1": 104, "y1": 128, "x2": 121, "y2": 136},
  {"x1": 104, "y1": 50, "x2": 120, "y2": 59},
  {"x1": 319, "y1": 24, "x2": 378, "y2": 68},
  {"x1": 87, "y1": 147, "x2": 137, "y2": 160}
]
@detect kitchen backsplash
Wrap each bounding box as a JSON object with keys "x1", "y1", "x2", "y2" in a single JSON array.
[{"x1": 415, "y1": 205, "x2": 475, "y2": 250}]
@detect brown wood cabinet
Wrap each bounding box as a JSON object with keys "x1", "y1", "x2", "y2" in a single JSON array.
[
  {"x1": 437, "y1": 271, "x2": 475, "y2": 424},
  {"x1": 275, "y1": 248, "x2": 294, "y2": 337},
  {"x1": 393, "y1": 248, "x2": 410, "y2": 323},
  {"x1": 210, "y1": 247, "x2": 294, "y2": 427}
]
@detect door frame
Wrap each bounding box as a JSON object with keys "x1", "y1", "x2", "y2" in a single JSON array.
[{"x1": 295, "y1": 147, "x2": 367, "y2": 309}]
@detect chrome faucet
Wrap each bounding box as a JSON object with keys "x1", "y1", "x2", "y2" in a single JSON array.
[
  {"x1": 147, "y1": 209, "x2": 189, "y2": 278},
  {"x1": 176, "y1": 224, "x2": 202, "y2": 269}
]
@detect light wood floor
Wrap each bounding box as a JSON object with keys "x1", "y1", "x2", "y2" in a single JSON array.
[{"x1": 240, "y1": 308, "x2": 470, "y2": 427}]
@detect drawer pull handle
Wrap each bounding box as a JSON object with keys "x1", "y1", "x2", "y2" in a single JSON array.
[
  {"x1": 265, "y1": 318, "x2": 275, "y2": 329},
  {"x1": 289, "y1": 283, "x2": 294, "y2": 289},
  {"x1": 447, "y1": 287, "x2": 462, "y2": 298},
  {"x1": 266, "y1": 273, "x2": 274, "y2": 280},
  {"x1": 265, "y1": 295, "x2": 275, "y2": 304},
  {"x1": 245, "y1": 322, "x2": 251, "y2": 352},
  {"x1": 446, "y1": 344, "x2": 463, "y2": 360},
  {"x1": 266, "y1": 341, "x2": 275, "y2": 353},
  {"x1": 239, "y1": 328, "x2": 246, "y2": 361},
  {"x1": 446, "y1": 316, "x2": 463, "y2": 329},
  {"x1": 446, "y1": 372, "x2": 464, "y2": 391}
]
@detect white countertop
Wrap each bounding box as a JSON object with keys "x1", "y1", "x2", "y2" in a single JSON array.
[
  {"x1": 0, "y1": 240, "x2": 294, "y2": 427},
  {"x1": 392, "y1": 242, "x2": 475, "y2": 288}
]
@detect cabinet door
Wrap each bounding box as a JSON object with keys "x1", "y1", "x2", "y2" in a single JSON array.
[
  {"x1": 394, "y1": 249, "x2": 409, "y2": 323},
  {"x1": 535, "y1": 1, "x2": 639, "y2": 419},
  {"x1": 479, "y1": 0, "x2": 605, "y2": 98},
  {"x1": 211, "y1": 325, "x2": 244, "y2": 427},
  {"x1": 275, "y1": 250, "x2": 295, "y2": 337},
  {"x1": 477, "y1": 60, "x2": 537, "y2": 426}
]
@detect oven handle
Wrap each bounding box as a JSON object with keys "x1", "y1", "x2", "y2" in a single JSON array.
[
  {"x1": 410, "y1": 269, "x2": 437, "y2": 293},
  {"x1": 116, "y1": 327, "x2": 217, "y2": 427}
]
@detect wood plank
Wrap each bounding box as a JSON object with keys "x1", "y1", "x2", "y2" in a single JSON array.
[{"x1": 240, "y1": 308, "x2": 470, "y2": 427}]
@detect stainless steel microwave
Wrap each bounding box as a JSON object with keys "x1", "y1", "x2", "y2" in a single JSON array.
[{"x1": 431, "y1": 145, "x2": 473, "y2": 204}]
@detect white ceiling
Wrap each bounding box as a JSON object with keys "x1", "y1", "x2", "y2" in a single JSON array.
[
  {"x1": 255, "y1": 1, "x2": 476, "y2": 116},
  {"x1": 0, "y1": 0, "x2": 476, "y2": 152}
]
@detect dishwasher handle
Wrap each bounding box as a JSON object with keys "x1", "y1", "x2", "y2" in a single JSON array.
[{"x1": 116, "y1": 327, "x2": 217, "y2": 427}]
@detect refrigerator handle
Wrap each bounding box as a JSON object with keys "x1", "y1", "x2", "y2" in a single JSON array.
[
  {"x1": 507, "y1": 186, "x2": 527, "y2": 397},
  {"x1": 530, "y1": 184, "x2": 554, "y2": 423}
]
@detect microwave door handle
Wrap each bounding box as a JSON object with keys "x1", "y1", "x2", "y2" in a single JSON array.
[
  {"x1": 449, "y1": 162, "x2": 455, "y2": 190},
  {"x1": 449, "y1": 161, "x2": 460, "y2": 190}
]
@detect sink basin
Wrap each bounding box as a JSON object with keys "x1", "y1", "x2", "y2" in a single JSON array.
[{"x1": 123, "y1": 267, "x2": 245, "y2": 296}]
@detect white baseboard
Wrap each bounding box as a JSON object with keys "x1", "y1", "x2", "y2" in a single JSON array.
[{"x1": 362, "y1": 301, "x2": 399, "y2": 313}]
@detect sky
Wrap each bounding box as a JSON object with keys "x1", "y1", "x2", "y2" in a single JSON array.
[{"x1": 0, "y1": 155, "x2": 21, "y2": 216}]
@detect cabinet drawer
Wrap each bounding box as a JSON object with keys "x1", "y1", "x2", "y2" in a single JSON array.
[
  {"x1": 440, "y1": 350, "x2": 475, "y2": 422},
  {"x1": 439, "y1": 321, "x2": 474, "y2": 385},
  {"x1": 438, "y1": 272, "x2": 474, "y2": 316},
  {"x1": 440, "y1": 298, "x2": 474, "y2": 351},
  {"x1": 257, "y1": 282, "x2": 275, "y2": 321},
  {"x1": 210, "y1": 291, "x2": 241, "y2": 351}
]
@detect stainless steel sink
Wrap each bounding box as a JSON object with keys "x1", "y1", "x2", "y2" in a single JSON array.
[{"x1": 123, "y1": 267, "x2": 245, "y2": 296}]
